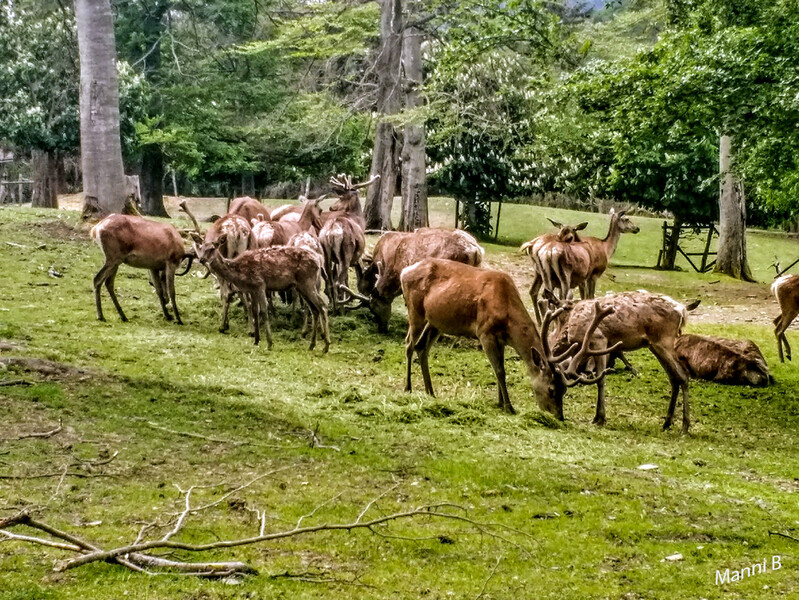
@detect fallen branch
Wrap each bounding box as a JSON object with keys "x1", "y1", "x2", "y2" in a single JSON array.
[
  {"x1": 1, "y1": 418, "x2": 62, "y2": 441},
  {"x1": 0, "y1": 477, "x2": 532, "y2": 579},
  {"x1": 769, "y1": 531, "x2": 799, "y2": 543},
  {"x1": 138, "y1": 420, "x2": 250, "y2": 446},
  {"x1": 0, "y1": 450, "x2": 117, "y2": 480},
  {"x1": 0, "y1": 379, "x2": 32, "y2": 387},
  {"x1": 474, "y1": 555, "x2": 502, "y2": 600},
  {"x1": 308, "y1": 423, "x2": 340, "y2": 452}
]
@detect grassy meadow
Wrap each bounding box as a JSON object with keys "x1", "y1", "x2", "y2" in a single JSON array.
[{"x1": 0, "y1": 199, "x2": 797, "y2": 599}]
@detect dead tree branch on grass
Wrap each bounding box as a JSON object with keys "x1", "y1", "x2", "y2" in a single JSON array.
[
  {"x1": 0, "y1": 475, "x2": 532, "y2": 579},
  {"x1": 1, "y1": 419, "x2": 62, "y2": 441},
  {"x1": 0, "y1": 451, "x2": 118, "y2": 480}
]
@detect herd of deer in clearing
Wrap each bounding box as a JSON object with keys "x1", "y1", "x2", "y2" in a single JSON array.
[{"x1": 89, "y1": 174, "x2": 798, "y2": 434}]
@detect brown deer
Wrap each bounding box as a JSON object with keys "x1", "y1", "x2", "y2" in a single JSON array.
[
  {"x1": 773, "y1": 274, "x2": 799, "y2": 362},
  {"x1": 521, "y1": 219, "x2": 588, "y2": 322},
  {"x1": 400, "y1": 258, "x2": 616, "y2": 416},
  {"x1": 675, "y1": 334, "x2": 771, "y2": 386},
  {"x1": 250, "y1": 197, "x2": 324, "y2": 248},
  {"x1": 194, "y1": 242, "x2": 330, "y2": 351},
  {"x1": 527, "y1": 209, "x2": 639, "y2": 309},
  {"x1": 547, "y1": 291, "x2": 696, "y2": 432},
  {"x1": 91, "y1": 215, "x2": 189, "y2": 324},
  {"x1": 324, "y1": 173, "x2": 379, "y2": 229},
  {"x1": 343, "y1": 228, "x2": 484, "y2": 332},
  {"x1": 229, "y1": 196, "x2": 272, "y2": 223},
  {"x1": 319, "y1": 215, "x2": 366, "y2": 315}
]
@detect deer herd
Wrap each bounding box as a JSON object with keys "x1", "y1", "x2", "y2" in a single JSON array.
[{"x1": 90, "y1": 175, "x2": 798, "y2": 434}]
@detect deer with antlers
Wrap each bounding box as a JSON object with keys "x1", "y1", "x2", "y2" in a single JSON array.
[
  {"x1": 400, "y1": 258, "x2": 616, "y2": 416},
  {"x1": 91, "y1": 215, "x2": 191, "y2": 324},
  {"x1": 545, "y1": 291, "x2": 697, "y2": 432},
  {"x1": 773, "y1": 274, "x2": 799, "y2": 362},
  {"x1": 318, "y1": 174, "x2": 379, "y2": 313}
]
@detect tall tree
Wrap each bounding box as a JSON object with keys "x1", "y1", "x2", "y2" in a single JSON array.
[
  {"x1": 75, "y1": 0, "x2": 127, "y2": 215},
  {"x1": 715, "y1": 135, "x2": 753, "y2": 280},
  {"x1": 364, "y1": 0, "x2": 403, "y2": 230},
  {"x1": 398, "y1": 24, "x2": 427, "y2": 231}
]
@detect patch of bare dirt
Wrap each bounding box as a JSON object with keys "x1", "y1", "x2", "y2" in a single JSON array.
[
  {"x1": 0, "y1": 357, "x2": 93, "y2": 381},
  {"x1": 31, "y1": 220, "x2": 84, "y2": 241}
]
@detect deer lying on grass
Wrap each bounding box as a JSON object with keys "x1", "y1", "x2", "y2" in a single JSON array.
[
  {"x1": 229, "y1": 196, "x2": 272, "y2": 223},
  {"x1": 341, "y1": 228, "x2": 484, "y2": 332},
  {"x1": 526, "y1": 209, "x2": 639, "y2": 313},
  {"x1": 91, "y1": 214, "x2": 190, "y2": 324},
  {"x1": 400, "y1": 258, "x2": 617, "y2": 416},
  {"x1": 547, "y1": 291, "x2": 697, "y2": 432},
  {"x1": 250, "y1": 197, "x2": 324, "y2": 248},
  {"x1": 521, "y1": 219, "x2": 588, "y2": 322},
  {"x1": 675, "y1": 334, "x2": 771, "y2": 386},
  {"x1": 772, "y1": 274, "x2": 799, "y2": 362},
  {"x1": 194, "y1": 242, "x2": 329, "y2": 351}
]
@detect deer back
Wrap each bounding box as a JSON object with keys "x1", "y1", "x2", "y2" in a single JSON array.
[
  {"x1": 674, "y1": 334, "x2": 770, "y2": 386},
  {"x1": 91, "y1": 214, "x2": 184, "y2": 268},
  {"x1": 229, "y1": 197, "x2": 271, "y2": 223}
]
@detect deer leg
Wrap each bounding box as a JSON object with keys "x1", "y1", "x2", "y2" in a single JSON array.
[
  {"x1": 529, "y1": 273, "x2": 543, "y2": 323},
  {"x1": 650, "y1": 345, "x2": 690, "y2": 432},
  {"x1": 257, "y1": 289, "x2": 272, "y2": 350},
  {"x1": 219, "y1": 281, "x2": 232, "y2": 333},
  {"x1": 164, "y1": 263, "x2": 182, "y2": 325},
  {"x1": 616, "y1": 352, "x2": 638, "y2": 376},
  {"x1": 591, "y1": 354, "x2": 609, "y2": 425},
  {"x1": 481, "y1": 337, "x2": 514, "y2": 414},
  {"x1": 150, "y1": 269, "x2": 171, "y2": 321},
  {"x1": 774, "y1": 315, "x2": 786, "y2": 363},
  {"x1": 249, "y1": 291, "x2": 261, "y2": 346},
  {"x1": 417, "y1": 325, "x2": 440, "y2": 397},
  {"x1": 93, "y1": 263, "x2": 117, "y2": 321},
  {"x1": 103, "y1": 266, "x2": 127, "y2": 322}
]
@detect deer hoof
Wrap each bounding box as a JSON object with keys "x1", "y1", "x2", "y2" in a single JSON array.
[
  {"x1": 175, "y1": 318, "x2": 183, "y2": 325},
  {"x1": 592, "y1": 416, "x2": 606, "y2": 426},
  {"x1": 120, "y1": 315, "x2": 129, "y2": 323}
]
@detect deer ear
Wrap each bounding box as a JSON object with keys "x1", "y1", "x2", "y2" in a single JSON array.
[
  {"x1": 547, "y1": 217, "x2": 563, "y2": 228},
  {"x1": 609, "y1": 208, "x2": 616, "y2": 216},
  {"x1": 543, "y1": 289, "x2": 559, "y2": 306},
  {"x1": 617, "y1": 209, "x2": 626, "y2": 218},
  {"x1": 189, "y1": 231, "x2": 203, "y2": 243},
  {"x1": 530, "y1": 346, "x2": 547, "y2": 369},
  {"x1": 576, "y1": 222, "x2": 588, "y2": 230}
]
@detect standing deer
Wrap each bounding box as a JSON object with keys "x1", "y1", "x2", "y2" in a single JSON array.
[
  {"x1": 91, "y1": 215, "x2": 189, "y2": 324},
  {"x1": 229, "y1": 196, "x2": 272, "y2": 223},
  {"x1": 195, "y1": 242, "x2": 329, "y2": 351},
  {"x1": 547, "y1": 291, "x2": 696, "y2": 432},
  {"x1": 526, "y1": 209, "x2": 639, "y2": 311},
  {"x1": 400, "y1": 258, "x2": 616, "y2": 416},
  {"x1": 773, "y1": 274, "x2": 799, "y2": 362},
  {"x1": 250, "y1": 197, "x2": 323, "y2": 248}
]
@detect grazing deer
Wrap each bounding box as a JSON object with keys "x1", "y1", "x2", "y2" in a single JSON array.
[
  {"x1": 526, "y1": 209, "x2": 639, "y2": 311},
  {"x1": 773, "y1": 274, "x2": 799, "y2": 362},
  {"x1": 400, "y1": 258, "x2": 616, "y2": 416},
  {"x1": 547, "y1": 291, "x2": 696, "y2": 432},
  {"x1": 675, "y1": 334, "x2": 771, "y2": 386},
  {"x1": 343, "y1": 228, "x2": 484, "y2": 332},
  {"x1": 91, "y1": 215, "x2": 190, "y2": 324},
  {"x1": 521, "y1": 219, "x2": 588, "y2": 322},
  {"x1": 229, "y1": 196, "x2": 272, "y2": 223},
  {"x1": 195, "y1": 242, "x2": 329, "y2": 351}
]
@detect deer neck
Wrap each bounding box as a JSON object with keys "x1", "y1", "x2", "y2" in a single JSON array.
[
  {"x1": 507, "y1": 313, "x2": 546, "y2": 378},
  {"x1": 601, "y1": 215, "x2": 622, "y2": 260}
]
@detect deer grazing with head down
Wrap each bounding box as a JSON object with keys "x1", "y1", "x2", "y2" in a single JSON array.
[
  {"x1": 91, "y1": 214, "x2": 191, "y2": 324},
  {"x1": 194, "y1": 241, "x2": 329, "y2": 351},
  {"x1": 546, "y1": 291, "x2": 697, "y2": 432},
  {"x1": 772, "y1": 274, "x2": 799, "y2": 362},
  {"x1": 228, "y1": 196, "x2": 272, "y2": 223},
  {"x1": 341, "y1": 228, "x2": 484, "y2": 332},
  {"x1": 400, "y1": 258, "x2": 617, "y2": 416}
]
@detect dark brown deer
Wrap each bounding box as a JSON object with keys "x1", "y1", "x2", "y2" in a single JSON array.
[
  {"x1": 675, "y1": 334, "x2": 771, "y2": 386},
  {"x1": 400, "y1": 258, "x2": 616, "y2": 416},
  {"x1": 773, "y1": 274, "x2": 799, "y2": 362},
  {"x1": 343, "y1": 228, "x2": 484, "y2": 332},
  {"x1": 323, "y1": 174, "x2": 379, "y2": 229},
  {"x1": 195, "y1": 242, "x2": 329, "y2": 351},
  {"x1": 547, "y1": 291, "x2": 695, "y2": 432},
  {"x1": 91, "y1": 214, "x2": 189, "y2": 324}
]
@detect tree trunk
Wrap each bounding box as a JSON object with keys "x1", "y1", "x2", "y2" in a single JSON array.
[
  {"x1": 714, "y1": 135, "x2": 754, "y2": 281},
  {"x1": 31, "y1": 149, "x2": 58, "y2": 209},
  {"x1": 140, "y1": 144, "x2": 168, "y2": 216},
  {"x1": 659, "y1": 218, "x2": 682, "y2": 270},
  {"x1": 398, "y1": 25, "x2": 428, "y2": 232},
  {"x1": 364, "y1": 0, "x2": 403, "y2": 231},
  {"x1": 75, "y1": 0, "x2": 127, "y2": 217}
]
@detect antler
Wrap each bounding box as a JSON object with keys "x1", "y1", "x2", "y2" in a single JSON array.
[
  {"x1": 540, "y1": 306, "x2": 579, "y2": 364},
  {"x1": 351, "y1": 174, "x2": 380, "y2": 190},
  {"x1": 329, "y1": 174, "x2": 380, "y2": 192},
  {"x1": 337, "y1": 284, "x2": 371, "y2": 305},
  {"x1": 179, "y1": 200, "x2": 203, "y2": 235},
  {"x1": 561, "y1": 303, "x2": 623, "y2": 382},
  {"x1": 330, "y1": 174, "x2": 348, "y2": 190}
]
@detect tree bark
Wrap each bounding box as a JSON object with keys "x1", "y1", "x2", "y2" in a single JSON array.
[
  {"x1": 714, "y1": 135, "x2": 754, "y2": 281},
  {"x1": 364, "y1": 0, "x2": 404, "y2": 231},
  {"x1": 398, "y1": 25, "x2": 428, "y2": 232},
  {"x1": 140, "y1": 145, "x2": 168, "y2": 216},
  {"x1": 75, "y1": 0, "x2": 127, "y2": 216},
  {"x1": 31, "y1": 149, "x2": 58, "y2": 209}
]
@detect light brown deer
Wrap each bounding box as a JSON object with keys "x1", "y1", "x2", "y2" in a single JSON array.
[
  {"x1": 547, "y1": 291, "x2": 696, "y2": 432},
  {"x1": 250, "y1": 197, "x2": 324, "y2": 248},
  {"x1": 521, "y1": 219, "x2": 588, "y2": 322},
  {"x1": 773, "y1": 274, "x2": 799, "y2": 362},
  {"x1": 195, "y1": 242, "x2": 329, "y2": 351},
  {"x1": 400, "y1": 258, "x2": 616, "y2": 416},
  {"x1": 91, "y1": 215, "x2": 189, "y2": 324},
  {"x1": 229, "y1": 196, "x2": 272, "y2": 223},
  {"x1": 324, "y1": 173, "x2": 379, "y2": 229},
  {"x1": 345, "y1": 228, "x2": 484, "y2": 332},
  {"x1": 675, "y1": 334, "x2": 771, "y2": 386}
]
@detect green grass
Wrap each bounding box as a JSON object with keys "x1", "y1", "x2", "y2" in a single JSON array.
[{"x1": 0, "y1": 202, "x2": 797, "y2": 599}]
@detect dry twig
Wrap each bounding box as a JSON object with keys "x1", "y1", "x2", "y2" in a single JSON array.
[{"x1": 1, "y1": 419, "x2": 62, "y2": 442}]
